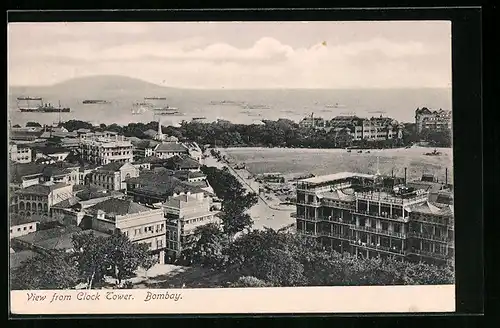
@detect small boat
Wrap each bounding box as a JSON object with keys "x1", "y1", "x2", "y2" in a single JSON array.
[
  {"x1": 82, "y1": 100, "x2": 111, "y2": 104},
  {"x1": 357, "y1": 150, "x2": 363, "y2": 153},
  {"x1": 153, "y1": 106, "x2": 181, "y2": 115},
  {"x1": 424, "y1": 149, "x2": 442, "y2": 156},
  {"x1": 325, "y1": 103, "x2": 346, "y2": 109},
  {"x1": 144, "y1": 97, "x2": 167, "y2": 100},
  {"x1": 347, "y1": 149, "x2": 352, "y2": 153},
  {"x1": 366, "y1": 150, "x2": 371, "y2": 153}
]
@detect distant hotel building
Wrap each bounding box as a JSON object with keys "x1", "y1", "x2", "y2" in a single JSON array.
[
  {"x1": 295, "y1": 171, "x2": 454, "y2": 266},
  {"x1": 415, "y1": 107, "x2": 452, "y2": 134},
  {"x1": 300, "y1": 114, "x2": 403, "y2": 141},
  {"x1": 79, "y1": 131, "x2": 133, "y2": 165}
]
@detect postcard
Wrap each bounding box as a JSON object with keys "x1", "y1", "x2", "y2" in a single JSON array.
[{"x1": 8, "y1": 19, "x2": 455, "y2": 315}]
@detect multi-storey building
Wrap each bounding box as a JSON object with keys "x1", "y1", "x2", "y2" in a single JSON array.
[
  {"x1": 163, "y1": 190, "x2": 220, "y2": 261},
  {"x1": 13, "y1": 182, "x2": 73, "y2": 217},
  {"x1": 295, "y1": 171, "x2": 453, "y2": 265},
  {"x1": 153, "y1": 142, "x2": 189, "y2": 159},
  {"x1": 9, "y1": 143, "x2": 32, "y2": 163},
  {"x1": 415, "y1": 107, "x2": 452, "y2": 134},
  {"x1": 89, "y1": 162, "x2": 139, "y2": 191},
  {"x1": 300, "y1": 115, "x2": 403, "y2": 141},
  {"x1": 407, "y1": 201, "x2": 454, "y2": 267},
  {"x1": 79, "y1": 132, "x2": 133, "y2": 165},
  {"x1": 84, "y1": 198, "x2": 167, "y2": 264},
  {"x1": 10, "y1": 214, "x2": 40, "y2": 239}
]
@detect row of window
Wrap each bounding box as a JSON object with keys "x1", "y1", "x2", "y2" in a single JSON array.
[
  {"x1": 18, "y1": 202, "x2": 48, "y2": 211},
  {"x1": 17, "y1": 195, "x2": 46, "y2": 201},
  {"x1": 124, "y1": 223, "x2": 166, "y2": 237},
  {"x1": 10, "y1": 225, "x2": 35, "y2": 233}
]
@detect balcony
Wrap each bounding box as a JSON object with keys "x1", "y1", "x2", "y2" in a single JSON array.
[
  {"x1": 320, "y1": 216, "x2": 355, "y2": 225},
  {"x1": 350, "y1": 241, "x2": 406, "y2": 256},
  {"x1": 352, "y1": 225, "x2": 407, "y2": 239},
  {"x1": 297, "y1": 230, "x2": 318, "y2": 237},
  {"x1": 321, "y1": 200, "x2": 354, "y2": 210},
  {"x1": 317, "y1": 231, "x2": 351, "y2": 241},
  {"x1": 408, "y1": 232, "x2": 454, "y2": 243},
  {"x1": 295, "y1": 213, "x2": 319, "y2": 221},
  {"x1": 407, "y1": 249, "x2": 452, "y2": 260},
  {"x1": 295, "y1": 200, "x2": 321, "y2": 207},
  {"x1": 354, "y1": 210, "x2": 408, "y2": 222}
]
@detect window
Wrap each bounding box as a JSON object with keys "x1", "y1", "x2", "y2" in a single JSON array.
[
  {"x1": 17, "y1": 228, "x2": 21, "y2": 232},
  {"x1": 23, "y1": 227, "x2": 27, "y2": 230},
  {"x1": 29, "y1": 226, "x2": 33, "y2": 230},
  {"x1": 10, "y1": 229, "x2": 12, "y2": 233}
]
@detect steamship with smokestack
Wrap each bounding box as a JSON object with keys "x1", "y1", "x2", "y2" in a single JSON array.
[{"x1": 16, "y1": 97, "x2": 70, "y2": 113}]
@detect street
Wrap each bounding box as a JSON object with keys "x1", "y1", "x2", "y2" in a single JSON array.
[{"x1": 203, "y1": 151, "x2": 295, "y2": 231}]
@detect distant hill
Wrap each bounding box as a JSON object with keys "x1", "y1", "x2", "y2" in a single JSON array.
[{"x1": 9, "y1": 75, "x2": 183, "y2": 100}]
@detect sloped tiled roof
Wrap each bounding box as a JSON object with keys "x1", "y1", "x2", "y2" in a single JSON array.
[
  {"x1": 16, "y1": 183, "x2": 70, "y2": 196},
  {"x1": 165, "y1": 154, "x2": 200, "y2": 169},
  {"x1": 86, "y1": 198, "x2": 150, "y2": 216},
  {"x1": 97, "y1": 161, "x2": 128, "y2": 172},
  {"x1": 320, "y1": 189, "x2": 356, "y2": 202},
  {"x1": 155, "y1": 142, "x2": 188, "y2": 153},
  {"x1": 410, "y1": 201, "x2": 453, "y2": 217},
  {"x1": 10, "y1": 213, "x2": 42, "y2": 227}
]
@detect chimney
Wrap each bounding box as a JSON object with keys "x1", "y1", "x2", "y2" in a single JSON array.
[
  {"x1": 445, "y1": 168, "x2": 448, "y2": 185},
  {"x1": 404, "y1": 167, "x2": 407, "y2": 184}
]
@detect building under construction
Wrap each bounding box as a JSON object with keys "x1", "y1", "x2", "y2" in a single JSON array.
[{"x1": 294, "y1": 169, "x2": 454, "y2": 267}]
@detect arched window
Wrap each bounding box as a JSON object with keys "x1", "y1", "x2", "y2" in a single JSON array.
[
  {"x1": 26, "y1": 202, "x2": 31, "y2": 210},
  {"x1": 19, "y1": 202, "x2": 25, "y2": 210},
  {"x1": 32, "y1": 202, "x2": 37, "y2": 211},
  {"x1": 26, "y1": 212, "x2": 31, "y2": 217},
  {"x1": 44, "y1": 203, "x2": 48, "y2": 212},
  {"x1": 38, "y1": 203, "x2": 43, "y2": 211},
  {"x1": 125, "y1": 173, "x2": 131, "y2": 179}
]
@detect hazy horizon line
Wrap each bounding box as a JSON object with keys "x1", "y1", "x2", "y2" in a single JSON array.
[{"x1": 8, "y1": 74, "x2": 452, "y2": 91}]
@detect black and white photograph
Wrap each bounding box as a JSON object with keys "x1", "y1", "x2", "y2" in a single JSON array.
[{"x1": 8, "y1": 19, "x2": 456, "y2": 314}]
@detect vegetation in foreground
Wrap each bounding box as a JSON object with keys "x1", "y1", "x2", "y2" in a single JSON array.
[{"x1": 50, "y1": 119, "x2": 451, "y2": 149}]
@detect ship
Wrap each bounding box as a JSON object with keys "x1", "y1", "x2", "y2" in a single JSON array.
[
  {"x1": 325, "y1": 103, "x2": 346, "y2": 109},
  {"x1": 144, "y1": 97, "x2": 167, "y2": 100},
  {"x1": 152, "y1": 106, "x2": 181, "y2": 116},
  {"x1": 82, "y1": 100, "x2": 111, "y2": 104},
  {"x1": 241, "y1": 104, "x2": 270, "y2": 110},
  {"x1": 17, "y1": 96, "x2": 42, "y2": 101},
  {"x1": 17, "y1": 98, "x2": 70, "y2": 113}
]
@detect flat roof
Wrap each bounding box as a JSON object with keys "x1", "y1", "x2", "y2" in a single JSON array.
[{"x1": 300, "y1": 172, "x2": 376, "y2": 184}]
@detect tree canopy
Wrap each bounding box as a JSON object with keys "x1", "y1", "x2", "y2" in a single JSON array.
[{"x1": 10, "y1": 251, "x2": 79, "y2": 290}]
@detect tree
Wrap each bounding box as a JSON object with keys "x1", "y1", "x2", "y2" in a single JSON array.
[
  {"x1": 71, "y1": 232, "x2": 110, "y2": 289},
  {"x1": 230, "y1": 276, "x2": 273, "y2": 288},
  {"x1": 12, "y1": 124, "x2": 21, "y2": 128},
  {"x1": 184, "y1": 223, "x2": 228, "y2": 269},
  {"x1": 26, "y1": 121, "x2": 41, "y2": 127},
  {"x1": 220, "y1": 211, "x2": 253, "y2": 238},
  {"x1": 103, "y1": 232, "x2": 156, "y2": 285},
  {"x1": 10, "y1": 251, "x2": 80, "y2": 290}
]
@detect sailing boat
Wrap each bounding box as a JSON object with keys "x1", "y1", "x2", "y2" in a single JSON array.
[{"x1": 131, "y1": 102, "x2": 149, "y2": 115}]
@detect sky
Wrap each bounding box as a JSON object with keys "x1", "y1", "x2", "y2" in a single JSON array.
[{"x1": 7, "y1": 21, "x2": 452, "y2": 89}]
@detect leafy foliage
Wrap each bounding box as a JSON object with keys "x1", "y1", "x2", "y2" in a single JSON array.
[
  {"x1": 190, "y1": 228, "x2": 454, "y2": 287},
  {"x1": 72, "y1": 231, "x2": 156, "y2": 288},
  {"x1": 201, "y1": 165, "x2": 258, "y2": 237},
  {"x1": 182, "y1": 223, "x2": 228, "y2": 269},
  {"x1": 230, "y1": 276, "x2": 273, "y2": 288},
  {"x1": 10, "y1": 251, "x2": 79, "y2": 290}
]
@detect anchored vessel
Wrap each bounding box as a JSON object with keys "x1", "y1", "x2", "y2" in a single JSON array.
[
  {"x1": 144, "y1": 97, "x2": 167, "y2": 100},
  {"x1": 16, "y1": 97, "x2": 70, "y2": 113},
  {"x1": 82, "y1": 100, "x2": 111, "y2": 104},
  {"x1": 153, "y1": 106, "x2": 181, "y2": 116}
]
